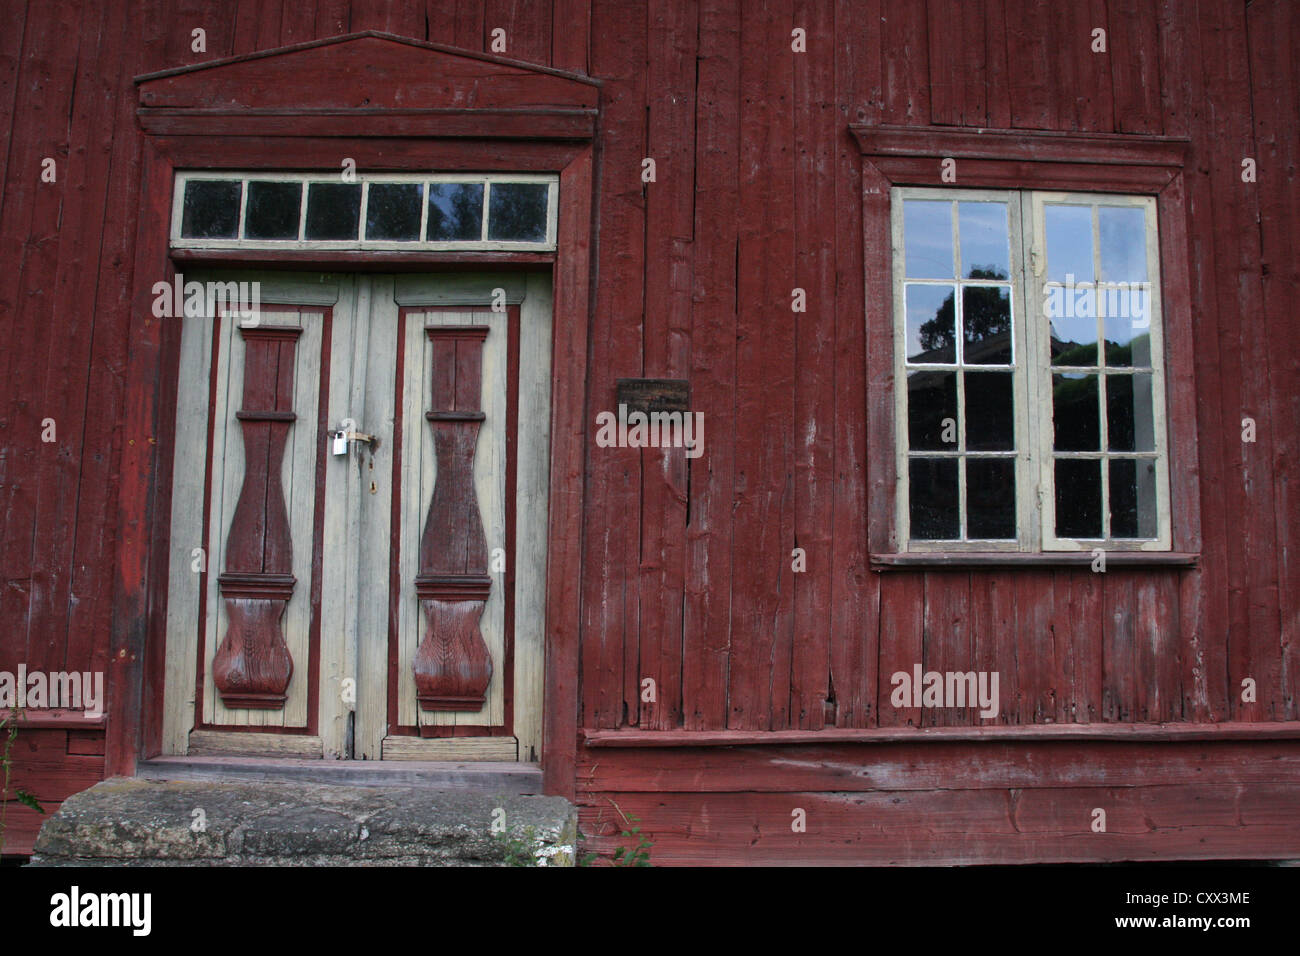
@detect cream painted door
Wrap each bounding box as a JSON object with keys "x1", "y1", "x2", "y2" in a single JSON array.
[{"x1": 161, "y1": 271, "x2": 552, "y2": 762}]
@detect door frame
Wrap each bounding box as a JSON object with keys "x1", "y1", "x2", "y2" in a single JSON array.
[{"x1": 113, "y1": 33, "x2": 598, "y2": 798}]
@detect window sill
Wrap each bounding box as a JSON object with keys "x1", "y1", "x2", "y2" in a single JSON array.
[{"x1": 870, "y1": 551, "x2": 1199, "y2": 570}]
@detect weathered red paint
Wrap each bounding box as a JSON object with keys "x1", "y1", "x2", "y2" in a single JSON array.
[{"x1": 0, "y1": 1, "x2": 1296, "y2": 864}]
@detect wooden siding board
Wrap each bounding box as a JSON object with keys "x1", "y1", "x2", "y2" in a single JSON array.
[
  {"x1": 29, "y1": 0, "x2": 126, "y2": 678},
  {"x1": 729, "y1": 0, "x2": 796, "y2": 732},
  {"x1": 581, "y1": 0, "x2": 646, "y2": 729},
  {"x1": 578, "y1": 783, "x2": 1300, "y2": 865},
  {"x1": 638, "y1": 0, "x2": 696, "y2": 731},
  {"x1": 1200, "y1": 0, "x2": 1282, "y2": 721},
  {"x1": 984, "y1": 0, "x2": 1012, "y2": 128},
  {"x1": 927, "y1": 0, "x2": 987, "y2": 127},
  {"x1": 484, "y1": 0, "x2": 553, "y2": 66},
  {"x1": 789, "y1": 0, "x2": 836, "y2": 730},
  {"x1": 579, "y1": 740, "x2": 1300, "y2": 793},
  {"x1": 1247, "y1": 0, "x2": 1300, "y2": 720},
  {"x1": 880, "y1": 0, "x2": 929, "y2": 125},
  {"x1": 829, "y1": 0, "x2": 876, "y2": 729},
  {"x1": 1005, "y1": 0, "x2": 1056, "y2": 130},
  {"x1": 551, "y1": 0, "x2": 590, "y2": 74},
  {"x1": 682, "y1": 0, "x2": 740, "y2": 732},
  {"x1": 1, "y1": 0, "x2": 82, "y2": 678},
  {"x1": 1109, "y1": 0, "x2": 1163, "y2": 134}
]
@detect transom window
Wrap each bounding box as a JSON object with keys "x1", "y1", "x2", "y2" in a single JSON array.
[
  {"x1": 892, "y1": 187, "x2": 1170, "y2": 551},
  {"x1": 170, "y1": 172, "x2": 558, "y2": 251}
]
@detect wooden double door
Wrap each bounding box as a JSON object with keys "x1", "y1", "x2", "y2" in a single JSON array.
[{"x1": 161, "y1": 271, "x2": 553, "y2": 762}]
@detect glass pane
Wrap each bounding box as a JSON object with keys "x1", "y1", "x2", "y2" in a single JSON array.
[
  {"x1": 967, "y1": 458, "x2": 1016, "y2": 539},
  {"x1": 907, "y1": 370, "x2": 957, "y2": 451},
  {"x1": 304, "y1": 182, "x2": 362, "y2": 240},
  {"x1": 366, "y1": 183, "x2": 423, "y2": 241},
  {"x1": 1047, "y1": 304, "x2": 1098, "y2": 367},
  {"x1": 1102, "y1": 291, "x2": 1152, "y2": 367},
  {"x1": 1109, "y1": 457, "x2": 1158, "y2": 538},
  {"x1": 244, "y1": 181, "x2": 301, "y2": 240},
  {"x1": 903, "y1": 200, "x2": 954, "y2": 279},
  {"x1": 958, "y1": 202, "x2": 1010, "y2": 279},
  {"x1": 181, "y1": 180, "x2": 241, "y2": 238},
  {"x1": 1053, "y1": 373, "x2": 1100, "y2": 451},
  {"x1": 1055, "y1": 458, "x2": 1101, "y2": 538},
  {"x1": 962, "y1": 286, "x2": 1012, "y2": 364},
  {"x1": 487, "y1": 182, "x2": 548, "y2": 241},
  {"x1": 1045, "y1": 204, "x2": 1094, "y2": 284},
  {"x1": 910, "y1": 458, "x2": 959, "y2": 539},
  {"x1": 427, "y1": 183, "x2": 484, "y2": 241},
  {"x1": 965, "y1": 371, "x2": 1014, "y2": 451},
  {"x1": 1099, "y1": 206, "x2": 1147, "y2": 282},
  {"x1": 906, "y1": 284, "x2": 956, "y2": 363},
  {"x1": 1106, "y1": 372, "x2": 1156, "y2": 452}
]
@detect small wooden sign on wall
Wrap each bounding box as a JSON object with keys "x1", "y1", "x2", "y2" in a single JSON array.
[{"x1": 616, "y1": 378, "x2": 691, "y2": 414}]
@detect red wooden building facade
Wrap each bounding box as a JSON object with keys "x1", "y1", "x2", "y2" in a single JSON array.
[{"x1": 1, "y1": 0, "x2": 1297, "y2": 863}]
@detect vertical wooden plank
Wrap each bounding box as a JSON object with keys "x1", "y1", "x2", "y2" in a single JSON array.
[
  {"x1": 314, "y1": 0, "x2": 350, "y2": 37},
  {"x1": 1005, "y1": 0, "x2": 1055, "y2": 129},
  {"x1": 1158, "y1": 0, "x2": 1225, "y2": 721},
  {"x1": 789, "y1": 0, "x2": 836, "y2": 730},
  {"x1": 1015, "y1": 569, "x2": 1055, "y2": 723},
  {"x1": 682, "y1": 0, "x2": 739, "y2": 732},
  {"x1": 927, "y1": 0, "x2": 987, "y2": 127},
  {"x1": 729, "y1": 0, "x2": 796, "y2": 731},
  {"x1": 984, "y1": 0, "x2": 1012, "y2": 128},
  {"x1": 1109, "y1": 0, "x2": 1163, "y2": 133},
  {"x1": 1247, "y1": 0, "x2": 1300, "y2": 720},
  {"x1": 1200, "y1": 0, "x2": 1281, "y2": 720},
  {"x1": 542, "y1": 146, "x2": 594, "y2": 794},
  {"x1": 1102, "y1": 573, "x2": 1136, "y2": 721},
  {"x1": 1057, "y1": 0, "x2": 1113, "y2": 132},
  {"x1": 837, "y1": 0, "x2": 882, "y2": 728},
  {"x1": 877, "y1": 574, "x2": 923, "y2": 727},
  {"x1": 280, "y1": 0, "x2": 319, "y2": 44},
  {"x1": 232, "y1": 0, "x2": 263, "y2": 54},
  {"x1": 1069, "y1": 568, "x2": 1104, "y2": 723},
  {"x1": 484, "y1": 0, "x2": 552, "y2": 65},
  {"x1": 990, "y1": 569, "x2": 1019, "y2": 723},
  {"x1": 581, "y1": 0, "x2": 646, "y2": 730},
  {"x1": 26, "y1": 0, "x2": 125, "y2": 678},
  {"x1": 0, "y1": 0, "x2": 82, "y2": 677},
  {"x1": 638, "y1": 0, "x2": 696, "y2": 731},
  {"x1": 551, "y1": 0, "x2": 590, "y2": 73},
  {"x1": 881, "y1": 0, "x2": 929, "y2": 125},
  {"x1": 426, "y1": 0, "x2": 458, "y2": 44},
  {"x1": 454, "y1": 0, "x2": 486, "y2": 50},
  {"x1": 1049, "y1": 571, "x2": 1074, "y2": 724},
  {"x1": 0, "y1": 0, "x2": 30, "y2": 200}
]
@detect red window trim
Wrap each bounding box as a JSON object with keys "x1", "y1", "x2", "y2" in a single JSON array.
[{"x1": 848, "y1": 124, "x2": 1200, "y2": 561}]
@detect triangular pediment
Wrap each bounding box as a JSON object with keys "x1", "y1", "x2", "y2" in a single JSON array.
[{"x1": 136, "y1": 32, "x2": 598, "y2": 114}]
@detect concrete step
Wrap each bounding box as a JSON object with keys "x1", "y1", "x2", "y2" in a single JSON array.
[
  {"x1": 29, "y1": 777, "x2": 576, "y2": 867},
  {"x1": 136, "y1": 756, "x2": 543, "y2": 794}
]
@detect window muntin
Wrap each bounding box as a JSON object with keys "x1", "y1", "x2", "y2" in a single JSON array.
[
  {"x1": 170, "y1": 172, "x2": 558, "y2": 251},
  {"x1": 892, "y1": 187, "x2": 1171, "y2": 551}
]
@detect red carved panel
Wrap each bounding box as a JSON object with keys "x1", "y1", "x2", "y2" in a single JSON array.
[
  {"x1": 213, "y1": 324, "x2": 301, "y2": 709},
  {"x1": 413, "y1": 326, "x2": 494, "y2": 711}
]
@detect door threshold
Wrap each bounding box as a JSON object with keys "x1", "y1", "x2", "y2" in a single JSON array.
[{"x1": 136, "y1": 755, "x2": 543, "y2": 795}]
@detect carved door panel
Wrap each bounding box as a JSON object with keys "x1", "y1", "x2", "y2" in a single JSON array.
[{"x1": 163, "y1": 272, "x2": 552, "y2": 762}]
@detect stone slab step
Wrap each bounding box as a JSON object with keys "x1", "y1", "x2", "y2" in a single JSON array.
[
  {"x1": 30, "y1": 777, "x2": 576, "y2": 866},
  {"x1": 136, "y1": 756, "x2": 543, "y2": 794}
]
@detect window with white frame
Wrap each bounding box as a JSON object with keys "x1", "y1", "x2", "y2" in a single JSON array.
[
  {"x1": 170, "y1": 172, "x2": 559, "y2": 251},
  {"x1": 891, "y1": 187, "x2": 1170, "y2": 551}
]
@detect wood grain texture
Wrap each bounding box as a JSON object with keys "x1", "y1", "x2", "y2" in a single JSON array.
[{"x1": 1, "y1": 0, "x2": 1296, "y2": 866}]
